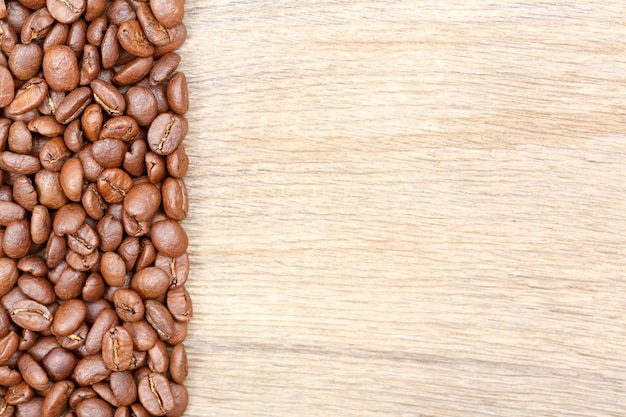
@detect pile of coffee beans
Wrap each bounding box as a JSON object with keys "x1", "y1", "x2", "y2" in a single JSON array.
[{"x1": 0, "y1": 0, "x2": 191, "y2": 415}]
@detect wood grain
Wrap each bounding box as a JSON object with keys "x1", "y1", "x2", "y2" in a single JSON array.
[{"x1": 180, "y1": 2, "x2": 626, "y2": 416}]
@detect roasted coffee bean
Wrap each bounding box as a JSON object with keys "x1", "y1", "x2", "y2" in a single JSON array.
[
  {"x1": 5, "y1": 381, "x2": 34, "y2": 405},
  {"x1": 150, "y1": 220, "x2": 187, "y2": 258},
  {"x1": 169, "y1": 344, "x2": 187, "y2": 384},
  {"x1": 124, "y1": 86, "x2": 157, "y2": 126},
  {"x1": 99, "y1": 116, "x2": 139, "y2": 142},
  {"x1": 161, "y1": 177, "x2": 187, "y2": 221},
  {"x1": 67, "y1": 19, "x2": 88, "y2": 55},
  {"x1": 18, "y1": 274, "x2": 55, "y2": 305},
  {"x1": 100, "y1": 251, "x2": 126, "y2": 287},
  {"x1": 52, "y1": 299, "x2": 87, "y2": 336},
  {"x1": 117, "y1": 20, "x2": 153, "y2": 58},
  {"x1": 96, "y1": 214, "x2": 123, "y2": 252},
  {"x1": 78, "y1": 145, "x2": 104, "y2": 182},
  {"x1": 143, "y1": 300, "x2": 174, "y2": 342},
  {"x1": 110, "y1": 371, "x2": 136, "y2": 406},
  {"x1": 81, "y1": 103, "x2": 103, "y2": 142},
  {"x1": 10, "y1": 299, "x2": 52, "y2": 332},
  {"x1": 97, "y1": 168, "x2": 132, "y2": 203},
  {"x1": 85, "y1": 0, "x2": 107, "y2": 21},
  {"x1": 12, "y1": 176, "x2": 38, "y2": 212},
  {"x1": 84, "y1": 308, "x2": 117, "y2": 354},
  {"x1": 130, "y1": 267, "x2": 169, "y2": 300},
  {"x1": 76, "y1": 397, "x2": 113, "y2": 417},
  {"x1": 17, "y1": 255, "x2": 48, "y2": 277},
  {"x1": 153, "y1": 22, "x2": 186, "y2": 58},
  {"x1": 42, "y1": 380, "x2": 74, "y2": 417},
  {"x1": 154, "y1": 252, "x2": 188, "y2": 288},
  {"x1": 82, "y1": 183, "x2": 107, "y2": 220},
  {"x1": 137, "y1": 372, "x2": 173, "y2": 416},
  {"x1": 17, "y1": 352, "x2": 50, "y2": 391},
  {"x1": 40, "y1": 136, "x2": 71, "y2": 172},
  {"x1": 101, "y1": 24, "x2": 120, "y2": 69},
  {"x1": 101, "y1": 326, "x2": 133, "y2": 371},
  {"x1": 80, "y1": 44, "x2": 102, "y2": 86},
  {"x1": 93, "y1": 381, "x2": 120, "y2": 407},
  {"x1": 112, "y1": 289, "x2": 144, "y2": 323},
  {"x1": 73, "y1": 354, "x2": 111, "y2": 386},
  {"x1": 9, "y1": 43, "x2": 43, "y2": 81},
  {"x1": 0, "y1": 331, "x2": 19, "y2": 363},
  {"x1": 55, "y1": 86, "x2": 92, "y2": 124},
  {"x1": 42, "y1": 347, "x2": 78, "y2": 381},
  {"x1": 6, "y1": 77, "x2": 48, "y2": 116},
  {"x1": 0, "y1": 151, "x2": 41, "y2": 175},
  {"x1": 3, "y1": 220, "x2": 31, "y2": 259},
  {"x1": 144, "y1": 151, "x2": 166, "y2": 184},
  {"x1": 121, "y1": 320, "x2": 155, "y2": 352},
  {"x1": 166, "y1": 287, "x2": 192, "y2": 323},
  {"x1": 0, "y1": 201, "x2": 26, "y2": 226},
  {"x1": 0, "y1": 366, "x2": 22, "y2": 386},
  {"x1": 149, "y1": 53, "x2": 180, "y2": 86},
  {"x1": 63, "y1": 119, "x2": 83, "y2": 151},
  {"x1": 165, "y1": 383, "x2": 187, "y2": 417},
  {"x1": 43, "y1": 45, "x2": 80, "y2": 92},
  {"x1": 8, "y1": 121, "x2": 33, "y2": 154},
  {"x1": 21, "y1": 8, "x2": 55, "y2": 44},
  {"x1": 166, "y1": 72, "x2": 188, "y2": 115},
  {"x1": 35, "y1": 170, "x2": 68, "y2": 209},
  {"x1": 53, "y1": 203, "x2": 86, "y2": 236},
  {"x1": 146, "y1": 338, "x2": 167, "y2": 373},
  {"x1": 93, "y1": 138, "x2": 127, "y2": 168},
  {"x1": 92, "y1": 79, "x2": 126, "y2": 116},
  {"x1": 86, "y1": 16, "x2": 107, "y2": 46},
  {"x1": 0, "y1": 66, "x2": 15, "y2": 108},
  {"x1": 113, "y1": 56, "x2": 153, "y2": 86},
  {"x1": 107, "y1": 0, "x2": 135, "y2": 26},
  {"x1": 59, "y1": 157, "x2": 84, "y2": 202},
  {"x1": 43, "y1": 21, "x2": 70, "y2": 53},
  {"x1": 28, "y1": 115, "x2": 65, "y2": 137},
  {"x1": 146, "y1": 112, "x2": 187, "y2": 156},
  {"x1": 150, "y1": 0, "x2": 184, "y2": 29}
]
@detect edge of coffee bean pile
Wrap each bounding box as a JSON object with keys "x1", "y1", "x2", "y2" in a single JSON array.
[{"x1": 0, "y1": 0, "x2": 191, "y2": 416}]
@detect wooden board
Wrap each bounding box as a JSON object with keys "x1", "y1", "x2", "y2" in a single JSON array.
[{"x1": 180, "y1": 1, "x2": 626, "y2": 416}]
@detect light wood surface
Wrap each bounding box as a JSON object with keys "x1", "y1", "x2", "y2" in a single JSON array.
[{"x1": 180, "y1": 2, "x2": 626, "y2": 416}]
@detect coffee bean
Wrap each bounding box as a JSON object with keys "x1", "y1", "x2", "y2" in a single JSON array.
[
  {"x1": 144, "y1": 300, "x2": 174, "y2": 342},
  {"x1": 146, "y1": 112, "x2": 187, "y2": 156},
  {"x1": 101, "y1": 24, "x2": 120, "y2": 69},
  {"x1": 6, "y1": 381, "x2": 34, "y2": 405},
  {"x1": 86, "y1": 16, "x2": 107, "y2": 46},
  {"x1": 67, "y1": 19, "x2": 88, "y2": 55},
  {"x1": 166, "y1": 287, "x2": 192, "y2": 323},
  {"x1": 53, "y1": 203, "x2": 86, "y2": 236},
  {"x1": 42, "y1": 346, "x2": 78, "y2": 381},
  {"x1": 59, "y1": 157, "x2": 84, "y2": 202},
  {"x1": 166, "y1": 72, "x2": 188, "y2": 115},
  {"x1": 117, "y1": 20, "x2": 153, "y2": 58},
  {"x1": 17, "y1": 255, "x2": 49, "y2": 277},
  {"x1": 130, "y1": 267, "x2": 169, "y2": 300},
  {"x1": 18, "y1": 274, "x2": 55, "y2": 305},
  {"x1": 91, "y1": 79, "x2": 125, "y2": 116},
  {"x1": 149, "y1": 53, "x2": 180, "y2": 86},
  {"x1": 100, "y1": 116, "x2": 140, "y2": 142},
  {"x1": 0, "y1": 151, "x2": 42, "y2": 175},
  {"x1": 21, "y1": 8, "x2": 55, "y2": 44},
  {"x1": 161, "y1": 177, "x2": 188, "y2": 221},
  {"x1": 97, "y1": 214, "x2": 124, "y2": 252},
  {"x1": 146, "y1": 338, "x2": 168, "y2": 373},
  {"x1": 124, "y1": 86, "x2": 157, "y2": 126},
  {"x1": 42, "y1": 380, "x2": 75, "y2": 417},
  {"x1": 112, "y1": 289, "x2": 144, "y2": 323},
  {"x1": 12, "y1": 175, "x2": 38, "y2": 211},
  {"x1": 10, "y1": 299, "x2": 52, "y2": 332},
  {"x1": 52, "y1": 299, "x2": 87, "y2": 337},
  {"x1": 76, "y1": 397, "x2": 113, "y2": 417},
  {"x1": 0, "y1": 331, "x2": 19, "y2": 363},
  {"x1": 17, "y1": 352, "x2": 50, "y2": 391},
  {"x1": 144, "y1": 151, "x2": 166, "y2": 184},
  {"x1": 73, "y1": 354, "x2": 111, "y2": 386},
  {"x1": 28, "y1": 115, "x2": 65, "y2": 137},
  {"x1": 43, "y1": 45, "x2": 80, "y2": 92},
  {"x1": 85, "y1": 0, "x2": 107, "y2": 22},
  {"x1": 81, "y1": 103, "x2": 103, "y2": 142},
  {"x1": 121, "y1": 320, "x2": 155, "y2": 352},
  {"x1": 35, "y1": 170, "x2": 68, "y2": 209},
  {"x1": 0, "y1": 201, "x2": 26, "y2": 226},
  {"x1": 150, "y1": 220, "x2": 187, "y2": 258},
  {"x1": 0, "y1": 66, "x2": 15, "y2": 107},
  {"x1": 165, "y1": 382, "x2": 187, "y2": 417},
  {"x1": 97, "y1": 168, "x2": 132, "y2": 203},
  {"x1": 55, "y1": 86, "x2": 93, "y2": 124},
  {"x1": 40, "y1": 136, "x2": 71, "y2": 172},
  {"x1": 6, "y1": 77, "x2": 48, "y2": 116},
  {"x1": 3, "y1": 219, "x2": 31, "y2": 259},
  {"x1": 43, "y1": 21, "x2": 70, "y2": 53},
  {"x1": 149, "y1": 0, "x2": 184, "y2": 29},
  {"x1": 9, "y1": 43, "x2": 43, "y2": 81},
  {"x1": 101, "y1": 326, "x2": 133, "y2": 371},
  {"x1": 153, "y1": 22, "x2": 186, "y2": 58},
  {"x1": 93, "y1": 138, "x2": 127, "y2": 168},
  {"x1": 137, "y1": 372, "x2": 173, "y2": 416},
  {"x1": 110, "y1": 371, "x2": 136, "y2": 406}
]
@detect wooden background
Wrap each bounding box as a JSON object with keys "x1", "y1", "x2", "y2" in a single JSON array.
[{"x1": 179, "y1": 1, "x2": 626, "y2": 416}]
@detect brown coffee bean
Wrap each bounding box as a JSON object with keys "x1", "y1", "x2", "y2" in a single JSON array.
[
  {"x1": 97, "y1": 168, "x2": 132, "y2": 204},
  {"x1": 0, "y1": 66, "x2": 15, "y2": 108},
  {"x1": 100, "y1": 116, "x2": 140, "y2": 142},
  {"x1": 65, "y1": 248, "x2": 99, "y2": 272},
  {"x1": 72, "y1": 354, "x2": 111, "y2": 386},
  {"x1": 10, "y1": 299, "x2": 52, "y2": 331},
  {"x1": 28, "y1": 335, "x2": 59, "y2": 361},
  {"x1": 76, "y1": 397, "x2": 113, "y2": 417},
  {"x1": 53, "y1": 203, "x2": 86, "y2": 236},
  {"x1": 42, "y1": 380, "x2": 74, "y2": 417},
  {"x1": 93, "y1": 139, "x2": 127, "y2": 168},
  {"x1": 129, "y1": 403, "x2": 150, "y2": 417},
  {"x1": 150, "y1": 220, "x2": 187, "y2": 258},
  {"x1": 129, "y1": 267, "x2": 169, "y2": 300},
  {"x1": 17, "y1": 255, "x2": 48, "y2": 277},
  {"x1": 54, "y1": 267, "x2": 86, "y2": 300},
  {"x1": 6, "y1": 77, "x2": 48, "y2": 116},
  {"x1": 0, "y1": 201, "x2": 26, "y2": 227},
  {"x1": 39, "y1": 90, "x2": 66, "y2": 117},
  {"x1": 9, "y1": 43, "x2": 43, "y2": 81},
  {"x1": 55, "y1": 86, "x2": 93, "y2": 124},
  {"x1": 43, "y1": 22, "x2": 70, "y2": 53},
  {"x1": 84, "y1": 308, "x2": 117, "y2": 354},
  {"x1": 0, "y1": 331, "x2": 19, "y2": 363},
  {"x1": 101, "y1": 24, "x2": 120, "y2": 69},
  {"x1": 82, "y1": 183, "x2": 107, "y2": 220},
  {"x1": 110, "y1": 371, "x2": 136, "y2": 406},
  {"x1": 144, "y1": 300, "x2": 174, "y2": 342},
  {"x1": 135, "y1": 4, "x2": 169, "y2": 47},
  {"x1": 144, "y1": 152, "x2": 166, "y2": 184},
  {"x1": 45, "y1": 235, "x2": 67, "y2": 269},
  {"x1": 78, "y1": 144, "x2": 104, "y2": 182},
  {"x1": 67, "y1": 223, "x2": 99, "y2": 255},
  {"x1": 113, "y1": 56, "x2": 153, "y2": 86},
  {"x1": 101, "y1": 326, "x2": 133, "y2": 371},
  {"x1": 81, "y1": 103, "x2": 103, "y2": 142},
  {"x1": 153, "y1": 22, "x2": 186, "y2": 58},
  {"x1": 80, "y1": 44, "x2": 102, "y2": 86},
  {"x1": 19, "y1": 328, "x2": 38, "y2": 351},
  {"x1": 86, "y1": 16, "x2": 107, "y2": 46},
  {"x1": 67, "y1": 19, "x2": 88, "y2": 55},
  {"x1": 166, "y1": 287, "x2": 192, "y2": 323},
  {"x1": 168, "y1": 345, "x2": 187, "y2": 385},
  {"x1": 166, "y1": 72, "x2": 187, "y2": 115},
  {"x1": 85, "y1": 0, "x2": 107, "y2": 22},
  {"x1": 107, "y1": 0, "x2": 135, "y2": 26},
  {"x1": 52, "y1": 299, "x2": 87, "y2": 337},
  {"x1": 46, "y1": 0, "x2": 85, "y2": 24},
  {"x1": 43, "y1": 45, "x2": 79, "y2": 92},
  {"x1": 100, "y1": 251, "x2": 126, "y2": 287},
  {"x1": 69, "y1": 387, "x2": 97, "y2": 409},
  {"x1": 12, "y1": 176, "x2": 38, "y2": 212},
  {"x1": 124, "y1": 86, "x2": 157, "y2": 127},
  {"x1": 91, "y1": 79, "x2": 125, "y2": 115},
  {"x1": 63, "y1": 119, "x2": 83, "y2": 151},
  {"x1": 1, "y1": 287, "x2": 28, "y2": 314},
  {"x1": 150, "y1": 0, "x2": 183, "y2": 29},
  {"x1": 96, "y1": 214, "x2": 123, "y2": 252},
  {"x1": 154, "y1": 252, "x2": 188, "y2": 288},
  {"x1": 134, "y1": 238, "x2": 155, "y2": 272},
  {"x1": 138, "y1": 78, "x2": 169, "y2": 114},
  {"x1": 147, "y1": 113, "x2": 187, "y2": 156},
  {"x1": 161, "y1": 177, "x2": 187, "y2": 221},
  {"x1": 7, "y1": 120, "x2": 32, "y2": 154},
  {"x1": 123, "y1": 139, "x2": 147, "y2": 177},
  {"x1": 0, "y1": 366, "x2": 22, "y2": 386},
  {"x1": 28, "y1": 116, "x2": 65, "y2": 137},
  {"x1": 35, "y1": 170, "x2": 68, "y2": 209},
  {"x1": 123, "y1": 182, "x2": 160, "y2": 225},
  {"x1": 121, "y1": 321, "x2": 156, "y2": 352},
  {"x1": 137, "y1": 373, "x2": 173, "y2": 416},
  {"x1": 17, "y1": 352, "x2": 50, "y2": 391},
  {"x1": 146, "y1": 338, "x2": 167, "y2": 373},
  {"x1": 6, "y1": 381, "x2": 34, "y2": 405},
  {"x1": 81, "y1": 273, "x2": 105, "y2": 303},
  {"x1": 117, "y1": 20, "x2": 153, "y2": 58},
  {"x1": 3, "y1": 219, "x2": 31, "y2": 259},
  {"x1": 59, "y1": 158, "x2": 84, "y2": 202},
  {"x1": 165, "y1": 383, "x2": 187, "y2": 417},
  {"x1": 18, "y1": 274, "x2": 55, "y2": 305},
  {"x1": 112, "y1": 289, "x2": 144, "y2": 323},
  {"x1": 41, "y1": 346, "x2": 77, "y2": 381},
  {"x1": 149, "y1": 53, "x2": 180, "y2": 86},
  {"x1": 0, "y1": 151, "x2": 41, "y2": 175},
  {"x1": 40, "y1": 136, "x2": 71, "y2": 172},
  {"x1": 21, "y1": 8, "x2": 55, "y2": 44}
]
